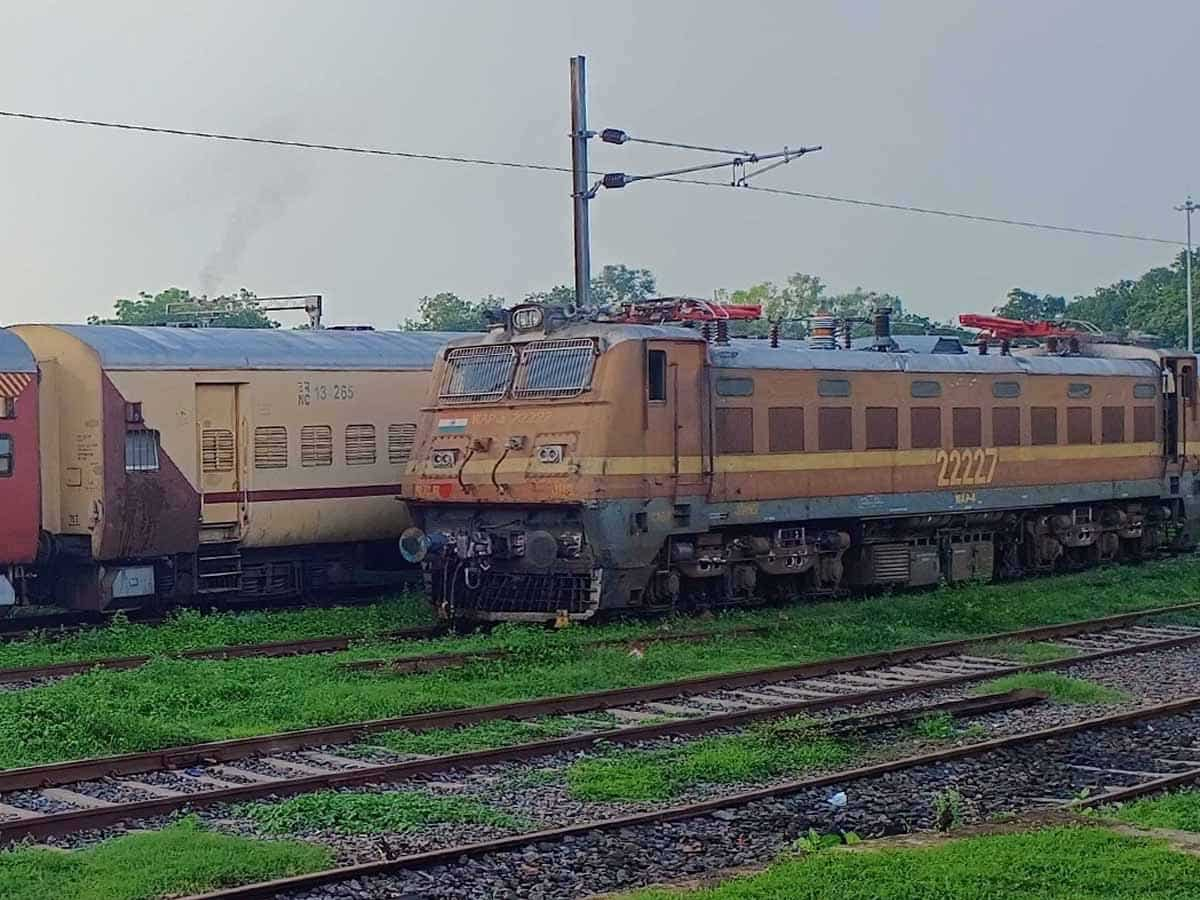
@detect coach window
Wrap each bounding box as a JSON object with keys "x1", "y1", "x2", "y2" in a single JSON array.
[
  {"x1": 865, "y1": 407, "x2": 898, "y2": 450},
  {"x1": 388, "y1": 424, "x2": 418, "y2": 464},
  {"x1": 1067, "y1": 407, "x2": 1093, "y2": 445},
  {"x1": 716, "y1": 408, "x2": 754, "y2": 454},
  {"x1": 911, "y1": 380, "x2": 941, "y2": 399},
  {"x1": 1100, "y1": 407, "x2": 1125, "y2": 444},
  {"x1": 345, "y1": 424, "x2": 377, "y2": 466},
  {"x1": 0, "y1": 435, "x2": 11, "y2": 476},
  {"x1": 255, "y1": 426, "x2": 288, "y2": 469},
  {"x1": 1067, "y1": 383, "x2": 1092, "y2": 400},
  {"x1": 768, "y1": 407, "x2": 804, "y2": 452},
  {"x1": 1133, "y1": 406, "x2": 1157, "y2": 442},
  {"x1": 818, "y1": 407, "x2": 852, "y2": 452},
  {"x1": 952, "y1": 408, "x2": 982, "y2": 448},
  {"x1": 1031, "y1": 407, "x2": 1058, "y2": 445},
  {"x1": 124, "y1": 429, "x2": 160, "y2": 473},
  {"x1": 992, "y1": 407, "x2": 1021, "y2": 447},
  {"x1": 647, "y1": 350, "x2": 667, "y2": 402},
  {"x1": 0, "y1": 397, "x2": 13, "y2": 419},
  {"x1": 301, "y1": 425, "x2": 333, "y2": 467},
  {"x1": 910, "y1": 407, "x2": 941, "y2": 449},
  {"x1": 818, "y1": 378, "x2": 851, "y2": 398}
]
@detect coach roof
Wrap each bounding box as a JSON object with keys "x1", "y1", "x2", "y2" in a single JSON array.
[
  {"x1": 35, "y1": 325, "x2": 460, "y2": 371},
  {"x1": 0, "y1": 330, "x2": 36, "y2": 373}
]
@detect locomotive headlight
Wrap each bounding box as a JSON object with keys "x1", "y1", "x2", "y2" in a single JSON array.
[
  {"x1": 510, "y1": 305, "x2": 544, "y2": 331},
  {"x1": 431, "y1": 449, "x2": 458, "y2": 469},
  {"x1": 536, "y1": 444, "x2": 565, "y2": 464}
]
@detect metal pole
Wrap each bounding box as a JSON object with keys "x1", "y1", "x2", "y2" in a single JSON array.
[
  {"x1": 1188, "y1": 199, "x2": 1194, "y2": 354},
  {"x1": 569, "y1": 56, "x2": 591, "y2": 310}
]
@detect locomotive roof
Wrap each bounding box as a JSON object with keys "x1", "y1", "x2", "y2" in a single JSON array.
[
  {"x1": 0, "y1": 330, "x2": 36, "y2": 373},
  {"x1": 35, "y1": 325, "x2": 461, "y2": 371},
  {"x1": 713, "y1": 339, "x2": 1162, "y2": 378}
]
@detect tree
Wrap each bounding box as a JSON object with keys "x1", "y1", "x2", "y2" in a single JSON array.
[
  {"x1": 89, "y1": 288, "x2": 276, "y2": 327},
  {"x1": 589, "y1": 264, "x2": 656, "y2": 306},
  {"x1": 402, "y1": 292, "x2": 504, "y2": 332},
  {"x1": 994, "y1": 287, "x2": 1066, "y2": 321}
]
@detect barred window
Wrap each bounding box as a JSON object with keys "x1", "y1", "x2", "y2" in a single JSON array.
[
  {"x1": 201, "y1": 429, "x2": 235, "y2": 473},
  {"x1": 388, "y1": 424, "x2": 418, "y2": 464},
  {"x1": 439, "y1": 345, "x2": 517, "y2": 404},
  {"x1": 254, "y1": 426, "x2": 288, "y2": 469},
  {"x1": 124, "y1": 429, "x2": 160, "y2": 473},
  {"x1": 0, "y1": 434, "x2": 11, "y2": 477},
  {"x1": 512, "y1": 339, "x2": 596, "y2": 400},
  {"x1": 301, "y1": 425, "x2": 333, "y2": 467},
  {"x1": 345, "y1": 424, "x2": 377, "y2": 466}
]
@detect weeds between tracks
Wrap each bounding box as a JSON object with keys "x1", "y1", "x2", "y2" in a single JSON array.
[{"x1": 0, "y1": 560, "x2": 1196, "y2": 770}]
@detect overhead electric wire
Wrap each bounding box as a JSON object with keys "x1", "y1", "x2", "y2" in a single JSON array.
[{"x1": 0, "y1": 108, "x2": 1180, "y2": 246}]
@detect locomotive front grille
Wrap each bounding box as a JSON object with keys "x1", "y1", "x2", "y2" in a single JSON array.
[{"x1": 458, "y1": 570, "x2": 596, "y2": 617}]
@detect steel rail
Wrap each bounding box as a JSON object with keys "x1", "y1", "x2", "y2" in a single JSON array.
[
  {"x1": 0, "y1": 602, "x2": 1196, "y2": 794},
  {"x1": 0, "y1": 689, "x2": 1045, "y2": 843},
  {"x1": 182, "y1": 695, "x2": 1200, "y2": 900}
]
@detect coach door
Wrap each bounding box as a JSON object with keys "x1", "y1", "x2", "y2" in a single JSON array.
[
  {"x1": 195, "y1": 384, "x2": 244, "y2": 534},
  {"x1": 1163, "y1": 357, "x2": 1197, "y2": 463}
]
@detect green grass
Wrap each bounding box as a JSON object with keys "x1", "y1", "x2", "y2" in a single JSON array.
[
  {"x1": 0, "y1": 558, "x2": 1193, "y2": 770},
  {"x1": 969, "y1": 672, "x2": 1129, "y2": 705},
  {"x1": 567, "y1": 717, "x2": 853, "y2": 802},
  {"x1": 0, "y1": 595, "x2": 434, "y2": 670},
  {"x1": 0, "y1": 817, "x2": 330, "y2": 900},
  {"x1": 1109, "y1": 789, "x2": 1200, "y2": 832},
  {"x1": 976, "y1": 639, "x2": 1080, "y2": 664},
  {"x1": 235, "y1": 789, "x2": 521, "y2": 835},
  {"x1": 364, "y1": 713, "x2": 619, "y2": 756},
  {"x1": 622, "y1": 826, "x2": 1200, "y2": 899}
]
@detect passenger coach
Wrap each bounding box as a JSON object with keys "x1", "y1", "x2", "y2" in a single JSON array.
[{"x1": 401, "y1": 302, "x2": 1200, "y2": 623}]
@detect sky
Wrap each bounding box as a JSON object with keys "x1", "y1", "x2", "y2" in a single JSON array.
[{"x1": 0, "y1": 0, "x2": 1196, "y2": 328}]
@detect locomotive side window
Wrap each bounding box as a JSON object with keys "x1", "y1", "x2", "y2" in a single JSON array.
[
  {"x1": 716, "y1": 377, "x2": 754, "y2": 397},
  {"x1": 345, "y1": 424, "x2": 377, "y2": 466},
  {"x1": 0, "y1": 397, "x2": 13, "y2": 419},
  {"x1": 768, "y1": 407, "x2": 804, "y2": 452},
  {"x1": 911, "y1": 380, "x2": 941, "y2": 399},
  {"x1": 388, "y1": 424, "x2": 417, "y2": 464},
  {"x1": 992, "y1": 381, "x2": 1021, "y2": 399},
  {"x1": 1067, "y1": 407, "x2": 1093, "y2": 445},
  {"x1": 1031, "y1": 407, "x2": 1058, "y2": 445},
  {"x1": 0, "y1": 434, "x2": 11, "y2": 476},
  {"x1": 818, "y1": 407, "x2": 852, "y2": 451},
  {"x1": 716, "y1": 408, "x2": 754, "y2": 454},
  {"x1": 124, "y1": 429, "x2": 160, "y2": 473},
  {"x1": 647, "y1": 350, "x2": 667, "y2": 402},
  {"x1": 818, "y1": 378, "x2": 851, "y2": 398},
  {"x1": 255, "y1": 426, "x2": 288, "y2": 469},
  {"x1": 1133, "y1": 406, "x2": 1157, "y2": 442},
  {"x1": 1067, "y1": 383, "x2": 1092, "y2": 400},
  {"x1": 865, "y1": 407, "x2": 898, "y2": 450},
  {"x1": 992, "y1": 407, "x2": 1021, "y2": 447},
  {"x1": 910, "y1": 408, "x2": 941, "y2": 449},
  {"x1": 1101, "y1": 406, "x2": 1126, "y2": 444},
  {"x1": 301, "y1": 425, "x2": 333, "y2": 467},
  {"x1": 1133, "y1": 383, "x2": 1158, "y2": 400},
  {"x1": 952, "y1": 408, "x2": 982, "y2": 448}
]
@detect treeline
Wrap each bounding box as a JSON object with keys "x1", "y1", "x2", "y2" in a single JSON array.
[{"x1": 88, "y1": 250, "x2": 1200, "y2": 349}]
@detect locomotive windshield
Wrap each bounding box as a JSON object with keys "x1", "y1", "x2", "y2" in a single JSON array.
[{"x1": 439, "y1": 339, "x2": 596, "y2": 403}]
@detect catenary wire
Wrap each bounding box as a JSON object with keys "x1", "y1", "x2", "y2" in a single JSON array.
[{"x1": 0, "y1": 108, "x2": 1180, "y2": 246}]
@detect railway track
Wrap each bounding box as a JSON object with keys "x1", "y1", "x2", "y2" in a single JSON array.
[
  {"x1": 0, "y1": 603, "x2": 1198, "y2": 843},
  {"x1": 181, "y1": 695, "x2": 1200, "y2": 900}
]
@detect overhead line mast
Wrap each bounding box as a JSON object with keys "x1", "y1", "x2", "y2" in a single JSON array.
[{"x1": 567, "y1": 54, "x2": 821, "y2": 311}]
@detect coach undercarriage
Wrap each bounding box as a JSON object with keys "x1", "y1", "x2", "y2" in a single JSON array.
[{"x1": 420, "y1": 496, "x2": 1185, "y2": 623}]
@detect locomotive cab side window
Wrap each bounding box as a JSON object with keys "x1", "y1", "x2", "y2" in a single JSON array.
[
  {"x1": 0, "y1": 434, "x2": 11, "y2": 476},
  {"x1": 647, "y1": 349, "x2": 667, "y2": 402}
]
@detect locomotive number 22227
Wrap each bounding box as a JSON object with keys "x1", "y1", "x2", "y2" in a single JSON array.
[{"x1": 935, "y1": 447, "x2": 999, "y2": 487}]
